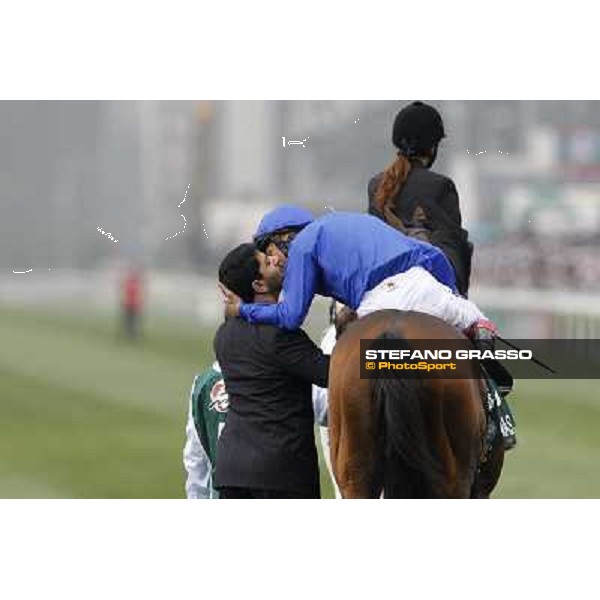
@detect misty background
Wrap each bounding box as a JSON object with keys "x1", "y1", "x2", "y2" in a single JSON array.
[
  {"x1": 2, "y1": 100, "x2": 600, "y2": 336},
  {"x1": 2, "y1": 101, "x2": 600, "y2": 499}
]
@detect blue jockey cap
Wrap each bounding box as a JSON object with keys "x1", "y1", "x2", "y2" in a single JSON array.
[{"x1": 253, "y1": 205, "x2": 314, "y2": 243}]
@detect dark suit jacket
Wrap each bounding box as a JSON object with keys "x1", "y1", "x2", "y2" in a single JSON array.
[
  {"x1": 214, "y1": 317, "x2": 329, "y2": 496},
  {"x1": 368, "y1": 164, "x2": 473, "y2": 296}
]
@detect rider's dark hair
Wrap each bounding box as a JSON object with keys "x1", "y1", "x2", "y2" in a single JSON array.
[{"x1": 218, "y1": 243, "x2": 259, "y2": 303}]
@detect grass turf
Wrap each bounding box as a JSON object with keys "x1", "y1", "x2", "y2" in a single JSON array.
[{"x1": 1, "y1": 304, "x2": 598, "y2": 498}]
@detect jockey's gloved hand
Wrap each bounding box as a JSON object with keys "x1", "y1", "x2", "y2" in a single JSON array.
[{"x1": 465, "y1": 319, "x2": 498, "y2": 353}]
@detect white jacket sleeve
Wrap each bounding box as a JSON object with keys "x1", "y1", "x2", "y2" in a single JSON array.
[
  {"x1": 183, "y1": 380, "x2": 214, "y2": 499},
  {"x1": 312, "y1": 325, "x2": 337, "y2": 427},
  {"x1": 312, "y1": 385, "x2": 329, "y2": 427}
]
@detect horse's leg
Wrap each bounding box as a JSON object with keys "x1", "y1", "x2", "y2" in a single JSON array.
[{"x1": 329, "y1": 357, "x2": 383, "y2": 499}]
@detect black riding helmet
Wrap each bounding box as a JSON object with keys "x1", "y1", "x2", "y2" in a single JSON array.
[{"x1": 392, "y1": 101, "x2": 446, "y2": 158}]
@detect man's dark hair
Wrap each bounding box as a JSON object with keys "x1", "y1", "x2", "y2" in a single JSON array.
[{"x1": 218, "y1": 243, "x2": 259, "y2": 303}]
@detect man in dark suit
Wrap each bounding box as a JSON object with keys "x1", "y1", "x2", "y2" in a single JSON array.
[{"x1": 214, "y1": 243, "x2": 329, "y2": 499}]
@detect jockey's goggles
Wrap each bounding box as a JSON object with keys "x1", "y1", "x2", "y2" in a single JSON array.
[{"x1": 254, "y1": 231, "x2": 298, "y2": 257}]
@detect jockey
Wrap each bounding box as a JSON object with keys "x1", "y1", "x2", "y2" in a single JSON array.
[
  {"x1": 219, "y1": 204, "x2": 516, "y2": 450},
  {"x1": 223, "y1": 205, "x2": 479, "y2": 332},
  {"x1": 368, "y1": 101, "x2": 473, "y2": 297}
]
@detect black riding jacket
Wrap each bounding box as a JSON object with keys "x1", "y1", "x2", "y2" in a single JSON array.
[{"x1": 368, "y1": 164, "x2": 473, "y2": 296}]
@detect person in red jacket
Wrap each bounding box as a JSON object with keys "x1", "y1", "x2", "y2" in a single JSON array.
[{"x1": 122, "y1": 268, "x2": 144, "y2": 340}]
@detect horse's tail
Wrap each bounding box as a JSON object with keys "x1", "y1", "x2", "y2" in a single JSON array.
[{"x1": 371, "y1": 332, "x2": 446, "y2": 498}]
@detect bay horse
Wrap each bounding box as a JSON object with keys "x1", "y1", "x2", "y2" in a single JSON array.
[{"x1": 328, "y1": 309, "x2": 504, "y2": 499}]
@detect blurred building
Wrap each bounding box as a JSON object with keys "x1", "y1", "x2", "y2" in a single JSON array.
[
  {"x1": 137, "y1": 101, "x2": 199, "y2": 269},
  {"x1": 2, "y1": 100, "x2": 600, "y2": 281}
]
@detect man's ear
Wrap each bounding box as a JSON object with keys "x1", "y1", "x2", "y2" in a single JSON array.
[{"x1": 252, "y1": 279, "x2": 267, "y2": 294}]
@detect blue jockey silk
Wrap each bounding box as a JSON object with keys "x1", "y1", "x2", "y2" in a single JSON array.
[{"x1": 240, "y1": 212, "x2": 458, "y2": 330}]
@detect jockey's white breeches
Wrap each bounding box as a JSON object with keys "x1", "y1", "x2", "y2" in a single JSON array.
[{"x1": 356, "y1": 267, "x2": 485, "y2": 331}]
